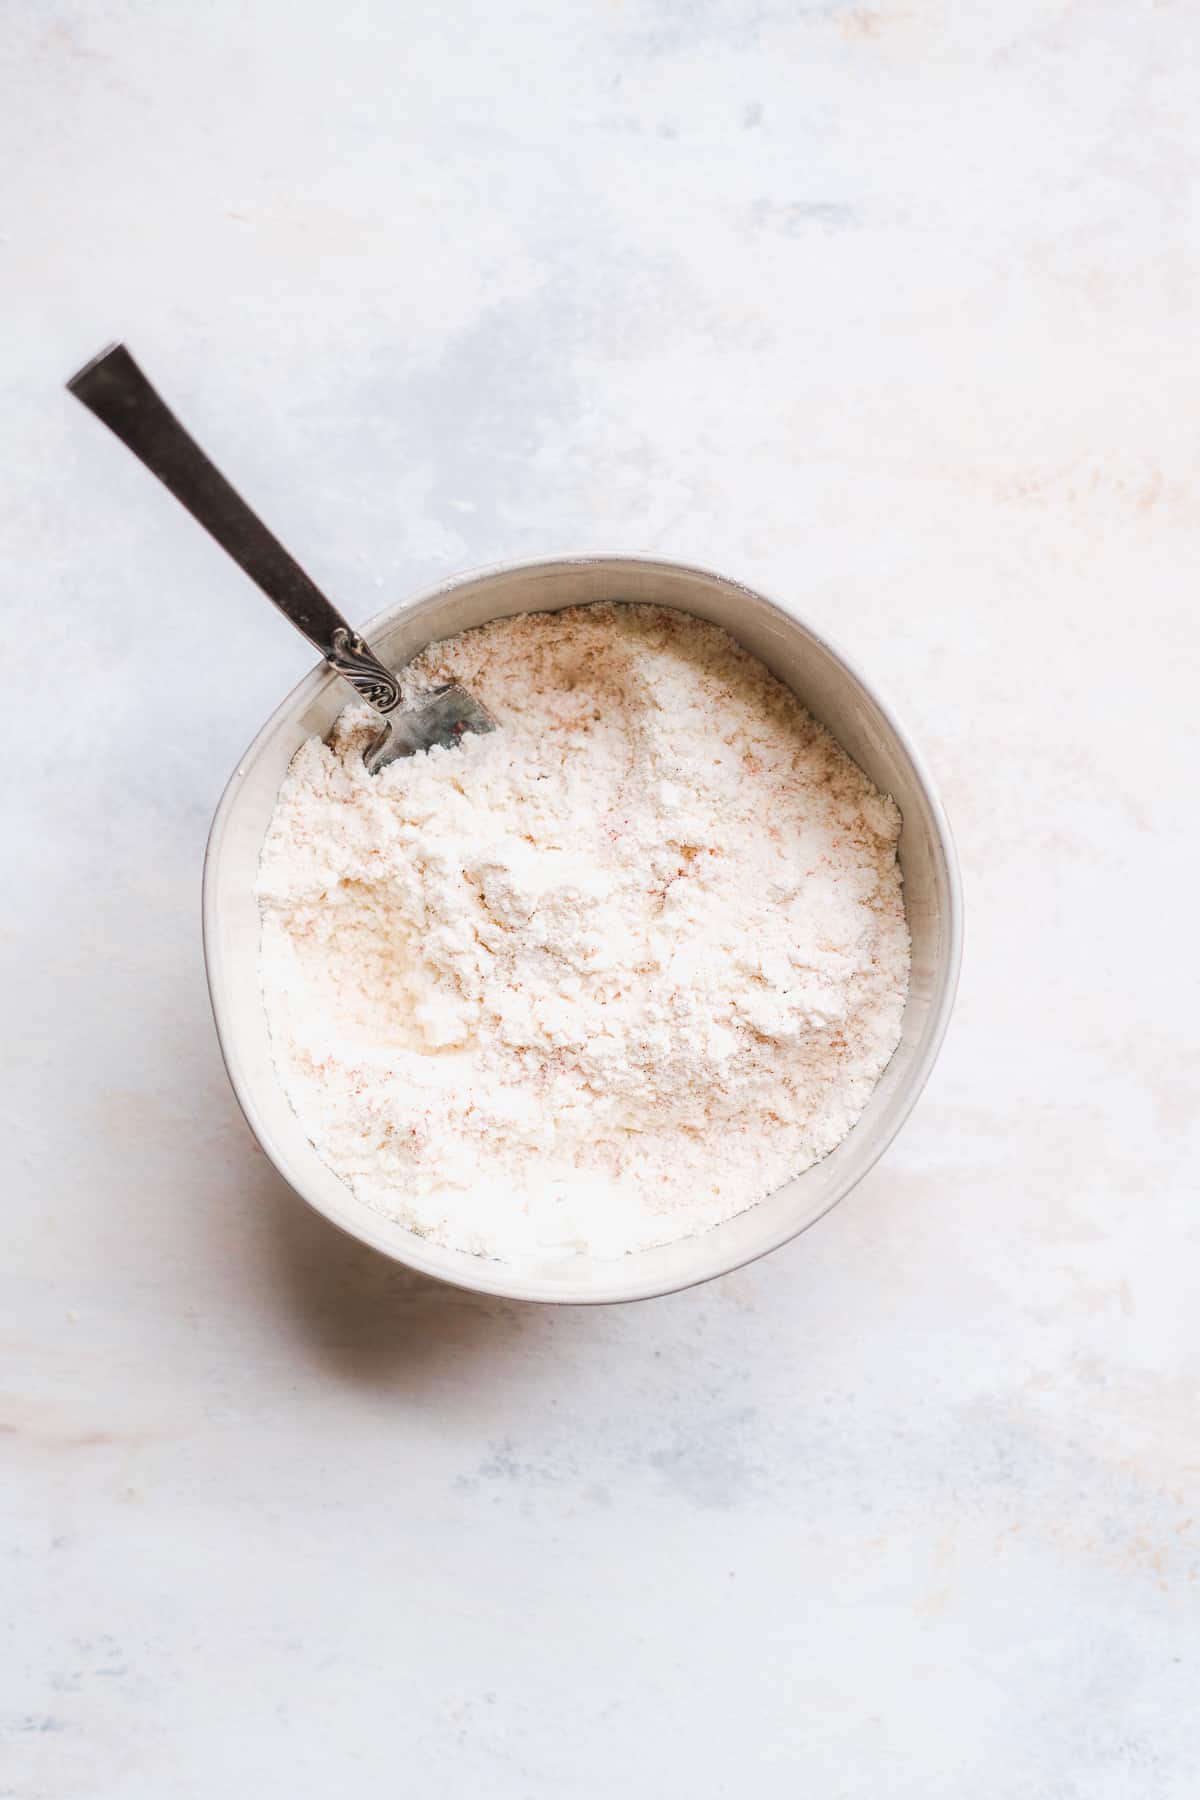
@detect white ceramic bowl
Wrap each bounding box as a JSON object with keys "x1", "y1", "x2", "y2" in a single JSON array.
[{"x1": 203, "y1": 555, "x2": 962, "y2": 1303}]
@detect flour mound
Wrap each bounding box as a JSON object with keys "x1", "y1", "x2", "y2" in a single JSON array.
[{"x1": 256, "y1": 604, "x2": 910, "y2": 1260}]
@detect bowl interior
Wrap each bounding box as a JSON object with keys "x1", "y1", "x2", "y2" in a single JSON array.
[{"x1": 203, "y1": 556, "x2": 960, "y2": 1302}]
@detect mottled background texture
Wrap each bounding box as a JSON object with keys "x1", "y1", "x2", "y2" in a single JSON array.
[{"x1": 3, "y1": 1, "x2": 1199, "y2": 1795}]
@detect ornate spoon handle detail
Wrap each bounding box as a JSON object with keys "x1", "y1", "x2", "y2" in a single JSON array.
[
  {"x1": 67, "y1": 343, "x2": 403, "y2": 716},
  {"x1": 326, "y1": 628, "x2": 402, "y2": 712}
]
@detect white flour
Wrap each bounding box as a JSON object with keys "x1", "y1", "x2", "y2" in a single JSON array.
[{"x1": 256, "y1": 604, "x2": 910, "y2": 1260}]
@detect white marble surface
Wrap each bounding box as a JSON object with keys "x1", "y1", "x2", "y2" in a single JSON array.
[{"x1": 4, "y1": 2, "x2": 1199, "y2": 1794}]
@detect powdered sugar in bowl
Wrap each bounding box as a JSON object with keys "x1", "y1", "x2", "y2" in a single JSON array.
[{"x1": 203, "y1": 556, "x2": 962, "y2": 1303}]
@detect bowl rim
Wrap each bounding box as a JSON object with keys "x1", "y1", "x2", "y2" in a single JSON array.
[{"x1": 202, "y1": 551, "x2": 963, "y2": 1304}]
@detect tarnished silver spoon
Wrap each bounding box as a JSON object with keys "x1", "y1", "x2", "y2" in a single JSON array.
[{"x1": 67, "y1": 342, "x2": 495, "y2": 769}]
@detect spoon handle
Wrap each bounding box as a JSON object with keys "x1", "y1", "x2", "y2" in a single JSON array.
[{"x1": 66, "y1": 342, "x2": 403, "y2": 713}]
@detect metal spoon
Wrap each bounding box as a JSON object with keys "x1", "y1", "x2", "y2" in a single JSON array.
[{"x1": 66, "y1": 343, "x2": 495, "y2": 769}]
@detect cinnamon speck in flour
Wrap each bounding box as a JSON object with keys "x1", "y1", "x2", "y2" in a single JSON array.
[{"x1": 256, "y1": 604, "x2": 910, "y2": 1259}]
